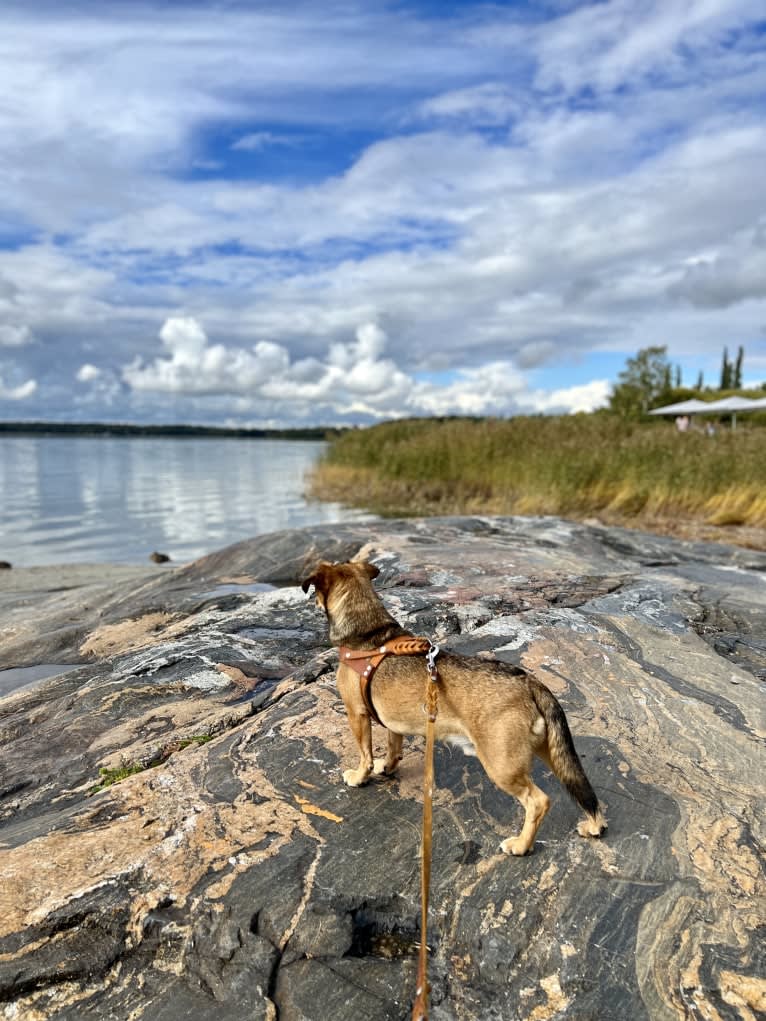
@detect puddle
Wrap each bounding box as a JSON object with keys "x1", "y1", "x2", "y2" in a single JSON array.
[
  {"x1": 0, "y1": 663, "x2": 77, "y2": 697},
  {"x1": 200, "y1": 582, "x2": 276, "y2": 599}
]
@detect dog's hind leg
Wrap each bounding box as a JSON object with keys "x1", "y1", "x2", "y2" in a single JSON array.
[
  {"x1": 373, "y1": 731, "x2": 403, "y2": 776},
  {"x1": 498, "y1": 777, "x2": 550, "y2": 856},
  {"x1": 479, "y1": 749, "x2": 550, "y2": 856}
]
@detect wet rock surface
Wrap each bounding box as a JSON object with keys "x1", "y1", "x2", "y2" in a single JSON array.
[{"x1": 0, "y1": 516, "x2": 764, "y2": 1020}]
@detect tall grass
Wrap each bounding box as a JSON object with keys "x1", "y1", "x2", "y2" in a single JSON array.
[{"x1": 310, "y1": 415, "x2": 766, "y2": 527}]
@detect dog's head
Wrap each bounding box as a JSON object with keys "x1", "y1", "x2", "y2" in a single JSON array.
[{"x1": 301, "y1": 560, "x2": 380, "y2": 612}]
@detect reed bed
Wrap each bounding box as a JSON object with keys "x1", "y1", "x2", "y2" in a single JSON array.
[{"x1": 310, "y1": 416, "x2": 766, "y2": 529}]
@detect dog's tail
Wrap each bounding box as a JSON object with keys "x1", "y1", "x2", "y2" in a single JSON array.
[{"x1": 531, "y1": 680, "x2": 606, "y2": 837}]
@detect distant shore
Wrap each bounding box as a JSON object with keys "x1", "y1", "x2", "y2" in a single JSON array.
[{"x1": 0, "y1": 421, "x2": 343, "y2": 439}]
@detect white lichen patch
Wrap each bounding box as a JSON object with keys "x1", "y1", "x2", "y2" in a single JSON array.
[{"x1": 182, "y1": 669, "x2": 232, "y2": 692}]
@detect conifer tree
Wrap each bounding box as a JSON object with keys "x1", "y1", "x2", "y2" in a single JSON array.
[
  {"x1": 734, "y1": 345, "x2": 744, "y2": 389},
  {"x1": 720, "y1": 347, "x2": 732, "y2": 390}
]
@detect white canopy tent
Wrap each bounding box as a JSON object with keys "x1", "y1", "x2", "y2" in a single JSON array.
[
  {"x1": 648, "y1": 399, "x2": 712, "y2": 415},
  {"x1": 649, "y1": 395, "x2": 766, "y2": 429}
]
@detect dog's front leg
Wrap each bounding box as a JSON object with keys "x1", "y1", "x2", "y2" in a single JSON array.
[
  {"x1": 343, "y1": 708, "x2": 374, "y2": 786},
  {"x1": 337, "y1": 666, "x2": 374, "y2": 786},
  {"x1": 373, "y1": 731, "x2": 403, "y2": 776}
]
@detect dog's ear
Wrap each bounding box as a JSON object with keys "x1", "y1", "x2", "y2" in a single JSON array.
[
  {"x1": 360, "y1": 561, "x2": 380, "y2": 581},
  {"x1": 301, "y1": 562, "x2": 333, "y2": 595}
]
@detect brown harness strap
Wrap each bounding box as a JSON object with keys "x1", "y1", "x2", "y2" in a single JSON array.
[{"x1": 338, "y1": 636, "x2": 432, "y2": 726}]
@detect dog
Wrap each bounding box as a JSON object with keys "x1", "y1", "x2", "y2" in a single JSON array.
[{"x1": 302, "y1": 560, "x2": 606, "y2": 856}]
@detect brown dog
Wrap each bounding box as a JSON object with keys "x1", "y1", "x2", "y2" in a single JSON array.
[{"x1": 302, "y1": 560, "x2": 606, "y2": 855}]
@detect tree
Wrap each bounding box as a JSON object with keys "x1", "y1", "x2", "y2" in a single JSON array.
[
  {"x1": 609, "y1": 346, "x2": 671, "y2": 417},
  {"x1": 720, "y1": 347, "x2": 732, "y2": 390},
  {"x1": 734, "y1": 345, "x2": 744, "y2": 389}
]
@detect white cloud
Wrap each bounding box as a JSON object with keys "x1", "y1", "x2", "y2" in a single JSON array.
[
  {"x1": 520, "y1": 380, "x2": 612, "y2": 415},
  {"x1": 231, "y1": 132, "x2": 298, "y2": 152},
  {"x1": 124, "y1": 316, "x2": 409, "y2": 413},
  {"x1": 532, "y1": 0, "x2": 763, "y2": 95},
  {"x1": 76, "y1": 363, "x2": 102, "y2": 382},
  {"x1": 0, "y1": 375, "x2": 37, "y2": 400},
  {"x1": 125, "y1": 317, "x2": 292, "y2": 396},
  {"x1": 120, "y1": 316, "x2": 609, "y2": 420},
  {"x1": 417, "y1": 83, "x2": 520, "y2": 125}
]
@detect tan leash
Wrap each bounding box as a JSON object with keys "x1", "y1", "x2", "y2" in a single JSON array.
[
  {"x1": 339, "y1": 635, "x2": 442, "y2": 1019},
  {"x1": 412, "y1": 642, "x2": 440, "y2": 1021}
]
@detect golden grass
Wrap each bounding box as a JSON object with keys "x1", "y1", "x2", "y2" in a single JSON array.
[{"x1": 310, "y1": 415, "x2": 766, "y2": 533}]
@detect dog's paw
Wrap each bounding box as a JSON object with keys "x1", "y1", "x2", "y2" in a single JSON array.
[
  {"x1": 501, "y1": 836, "x2": 532, "y2": 856},
  {"x1": 342, "y1": 768, "x2": 368, "y2": 787},
  {"x1": 577, "y1": 814, "x2": 607, "y2": 838},
  {"x1": 373, "y1": 757, "x2": 400, "y2": 776}
]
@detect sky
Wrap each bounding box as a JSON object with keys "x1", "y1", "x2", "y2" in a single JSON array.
[{"x1": 1, "y1": 0, "x2": 765, "y2": 427}]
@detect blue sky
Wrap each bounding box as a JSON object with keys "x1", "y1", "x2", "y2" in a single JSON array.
[{"x1": 0, "y1": 0, "x2": 765, "y2": 425}]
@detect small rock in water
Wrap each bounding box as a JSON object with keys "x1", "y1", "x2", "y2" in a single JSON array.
[
  {"x1": 0, "y1": 560, "x2": 11, "y2": 569},
  {"x1": 149, "y1": 551, "x2": 171, "y2": 564}
]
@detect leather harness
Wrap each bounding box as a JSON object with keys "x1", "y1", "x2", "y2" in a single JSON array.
[{"x1": 338, "y1": 635, "x2": 433, "y2": 725}]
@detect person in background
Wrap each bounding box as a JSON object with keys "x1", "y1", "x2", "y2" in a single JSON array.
[{"x1": 675, "y1": 414, "x2": 690, "y2": 433}]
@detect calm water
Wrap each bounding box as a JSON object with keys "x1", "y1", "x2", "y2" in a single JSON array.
[{"x1": 0, "y1": 435, "x2": 372, "y2": 566}]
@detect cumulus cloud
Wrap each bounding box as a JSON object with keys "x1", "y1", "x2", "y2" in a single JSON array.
[
  {"x1": 121, "y1": 316, "x2": 608, "y2": 420},
  {"x1": 124, "y1": 317, "x2": 409, "y2": 414},
  {"x1": 125, "y1": 318, "x2": 289, "y2": 396}
]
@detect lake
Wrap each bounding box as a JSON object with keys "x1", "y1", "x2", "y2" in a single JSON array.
[{"x1": 0, "y1": 435, "x2": 373, "y2": 566}]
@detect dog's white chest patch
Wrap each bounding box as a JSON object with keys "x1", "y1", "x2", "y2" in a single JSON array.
[{"x1": 446, "y1": 734, "x2": 477, "y2": 757}]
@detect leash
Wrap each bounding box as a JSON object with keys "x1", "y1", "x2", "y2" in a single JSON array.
[
  {"x1": 339, "y1": 636, "x2": 441, "y2": 1019},
  {"x1": 412, "y1": 641, "x2": 440, "y2": 1021}
]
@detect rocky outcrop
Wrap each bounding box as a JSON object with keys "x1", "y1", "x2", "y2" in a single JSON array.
[{"x1": 0, "y1": 517, "x2": 764, "y2": 1020}]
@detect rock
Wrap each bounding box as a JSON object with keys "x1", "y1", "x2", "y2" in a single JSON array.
[
  {"x1": 0, "y1": 516, "x2": 764, "y2": 1019},
  {"x1": 150, "y1": 551, "x2": 171, "y2": 563},
  {"x1": 0, "y1": 561, "x2": 11, "y2": 569}
]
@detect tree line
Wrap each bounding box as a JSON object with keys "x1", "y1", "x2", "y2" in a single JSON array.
[
  {"x1": 608, "y1": 345, "x2": 763, "y2": 418},
  {"x1": 0, "y1": 421, "x2": 344, "y2": 440}
]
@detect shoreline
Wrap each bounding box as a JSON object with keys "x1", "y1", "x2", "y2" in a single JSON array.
[
  {"x1": 2, "y1": 509, "x2": 765, "y2": 596},
  {"x1": 0, "y1": 562, "x2": 161, "y2": 595}
]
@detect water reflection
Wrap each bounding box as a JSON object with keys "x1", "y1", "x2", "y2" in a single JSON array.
[{"x1": 0, "y1": 436, "x2": 372, "y2": 566}]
